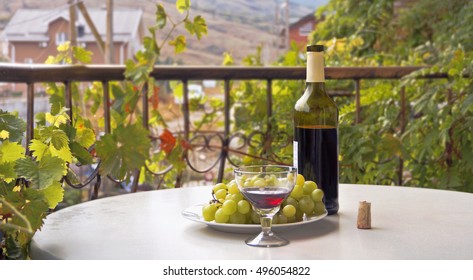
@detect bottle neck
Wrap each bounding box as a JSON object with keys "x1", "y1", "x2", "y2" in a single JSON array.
[
  {"x1": 305, "y1": 82, "x2": 326, "y2": 94},
  {"x1": 306, "y1": 51, "x2": 325, "y2": 83}
]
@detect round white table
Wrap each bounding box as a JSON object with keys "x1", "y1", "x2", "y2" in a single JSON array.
[{"x1": 30, "y1": 184, "x2": 473, "y2": 259}]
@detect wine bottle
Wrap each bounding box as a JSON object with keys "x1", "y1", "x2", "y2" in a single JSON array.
[{"x1": 293, "y1": 45, "x2": 339, "y2": 215}]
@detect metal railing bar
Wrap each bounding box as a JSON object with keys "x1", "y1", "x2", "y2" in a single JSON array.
[
  {"x1": 264, "y1": 79, "x2": 273, "y2": 158},
  {"x1": 355, "y1": 79, "x2": 361, "y2": 124},
  {"x1": 398, "y1": 86, "x2": 407, "y2": 186},
  {"x1": 25, "y1": 83, "x2": 34, "y2": 156},
  {"x1": 1, "y1": 64, "x2": 449, "y2": 83},
  {"x1": 182, "y1": 79, "x2": 189, "y2": 140},
  {"x1": 217, "y1": 79, "x2": 231, "y2": 182},
  {"x1": 102, "y1": 81, "x2": 111, "y2": 134},
  {"x1": 65, "y1": 81, "x2": 73, "y2": 121},
  {"x1": 142, "y1": 82, "x2": 149, "y2": 130}
]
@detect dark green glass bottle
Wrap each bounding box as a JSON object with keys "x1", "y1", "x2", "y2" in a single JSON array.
[{"x1": 293, "y1": 45, "x2": 339, "y2": 215}]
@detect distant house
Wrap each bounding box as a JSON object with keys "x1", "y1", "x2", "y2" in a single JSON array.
[
  {"x1": 288, "y1": 13, "x2": 319, "y2": 48},
  {"x1": 0, "y1": 7, "x2": 144, "y2": 64}
]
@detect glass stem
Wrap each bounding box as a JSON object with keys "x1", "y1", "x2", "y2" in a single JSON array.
[{"x1": 260, "y1": 215, "x2": 274, "y2": 236}]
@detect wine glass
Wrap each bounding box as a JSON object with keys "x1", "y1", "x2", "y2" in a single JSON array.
[{"x1": 234, "y1": 165, "x2": 297, "y2": 247}]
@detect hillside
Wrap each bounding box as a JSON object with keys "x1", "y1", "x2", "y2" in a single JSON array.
[{"x1": 0, "y1": 0, "x2": 319, "y2": 65}]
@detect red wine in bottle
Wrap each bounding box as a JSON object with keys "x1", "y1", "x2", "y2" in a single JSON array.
[{"x1": 293, "y1": 45, "x2": 339, "y2": 215}]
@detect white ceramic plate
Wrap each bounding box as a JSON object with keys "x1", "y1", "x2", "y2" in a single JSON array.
[{"x1": 182, "y1": 205, "x2": 328, "y2": 234}]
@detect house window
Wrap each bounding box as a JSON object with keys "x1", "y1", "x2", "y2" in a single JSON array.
[
  {"x1": 299, "y1": 22, "x2": 313, "y2": 36},
  {"x1": 55, "y1": 32, "x2": 68, "y2": 45}
]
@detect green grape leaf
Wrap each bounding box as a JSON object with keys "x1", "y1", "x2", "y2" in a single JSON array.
[
  {"x1": 0, "y1": 110, "x2": 26, "y2": 142},
  {"x1": 4, "y1": 235, "x2": 24, "y2": 259},
  {"x1": 35, "y1": 111, "x2": 47, "y2": 127},
  {"x1": 171, "y1": 82, "x2": 183, "y2": 100},
  {"x1": 155, "y1": 4, "x2": 167, "y2": 29},
  {"x1": 50, "y1": 145, "x2": 73, "y2": 163},
  {"x1": 39, "y1": 181, "x2": 64, "y2": 209},
  {"x1": 0, "y1": 129, "x2": 9, "y2": 139},
  {"x1": 169, "y1": 35, "x2": 186, "y2": 54},
  {"x1": 45, "y1": 111, "x2": 69, "y2": 127},
  {"x1": 57, "y1": 41, "x2": 70, "y2": 52},
  {"x1": 14, "y1": 155, "x2": 65, "y2": 189},
  {"x1": 176, "y1": 0, "x2": 190, "y2": 14},
  {"x1": 17, "y1": 196, "x2": 49, "y2": 231},
  {"x1": 75, "y1": 126, "x2": 96, "y2": 149},
  {"x1": 185, "y1": 19, "x2": 194, "y2": 35},
  {"x1": 60, "y1": 123, "x2": 76, "y2": 142},
  {"x1": 0, "y1": 140, "x2": 25, "y2": 163},
  {"x1": 70, "y1": 141, "x2": 93, "y2": 165},
  {"x1": 29, "y1": 139, "x2": 49, "y2": 160},
  {"x1": 72, "y1": 46, "x2": 92, "y2": 63},
  {"x1": 125, "y1": 56, "x2": 151, "y2": 84},
  {"x1": 49, "y1": 101, "x2": 63, "y2": 116},
  {"x1": 38, "y1": 127, "x2": 69, "y2": 150},
  {"x1": 193, "y1": 16, "x2": 207, "y2": 40},
  {"x1": 222, "y1": 52, "x2": 234, "y2": 66},
  {"x1": 0, "y1": 162, "x2": 16, "y2": 183},
  {"x1": 95, "y1": 124, "x2": 151, "y2": 179},
  {"x1": 51, "y1": 129, "x2": 69, "y2": 150},
  {"x1": 145, "y1": 31, "x2": 160, "y2": 56}
]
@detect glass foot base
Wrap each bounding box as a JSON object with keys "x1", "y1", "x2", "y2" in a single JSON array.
[{"x1": 245, "y1": 231, "x2": 289, "y2": 247}]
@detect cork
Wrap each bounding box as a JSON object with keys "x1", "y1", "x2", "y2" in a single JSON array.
[{"x1": 357, "y1": 201, "x2": 371, "y2": 229}]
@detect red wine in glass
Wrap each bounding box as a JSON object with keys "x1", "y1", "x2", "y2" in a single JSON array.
[{"x1": 240, "y1": 187, "x2": 291, "y2": 209}]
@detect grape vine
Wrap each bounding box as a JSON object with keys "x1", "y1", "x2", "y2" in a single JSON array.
[{"x1": 0, "y1": 1, "x2": 207, "y2": 259}]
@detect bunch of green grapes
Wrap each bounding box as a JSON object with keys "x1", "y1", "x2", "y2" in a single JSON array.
[{"x1": 201, "y1": 174, "x2": 326, "y2": 224}]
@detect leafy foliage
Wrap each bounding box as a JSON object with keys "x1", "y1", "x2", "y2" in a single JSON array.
[
  {"x1": 96, "y1": 124, "x2": 151, "y2": 180},
  {"x1": 218, "y1": 0, "x2": 472, "y2": 194},
  {"x1": 1, "y1": 110, "x2": 69, "y2": 259},
  {"x1": 2, "y1": 0, "x2": 209, "y2": 259},
  {"x1": 309, "y1": 0, "x2": 473, "y2": 191},
  {"x1": 0, "y1": 110, "x2": 26, "y2": 142}
]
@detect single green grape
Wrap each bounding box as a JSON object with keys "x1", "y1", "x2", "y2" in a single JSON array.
[
  {"x1": 295, "y1": 208, "x2": 304, "y2": 222},
  {"x1": 229, "y1": 212, "x2": 247, "y2": 224},
  {"x1": 299, "y1": 195, "x2": 315, "y2": 214},
  {"x1": 253, "y1": 178, "x2": 267, "y2": 187},
  {"x1": 250, "y1": 210, "x2": 260, "y2": 224},
  {"x1": 202, "y1": 203, "x2": 218, "y2": 221},
  {"x1": 296, "y1": 174, "x2": 305, "y2": 186},
  {"x1": 227, "y1": 181, "x2": 240, "y2": 194},
  {"x1": 277, "y1": 213, "x2": 288, "y2": 224},
  {"x1": 290, "y1": 184, "x2": 304, "y2": 200},
  {"x1": 282, "y1": 204, "x2": 297, "y2": 218},
  {"x1": 214, "y1": 208, "x2": 229, "y2": 223},
  {"x1": 237, "y1": 199, "x2": 251, "y2": 214},
  {"x1": 314, "y1": 201, "x2": 326, "y2": 215},
  {"x1": 311, "y1": 189, "x2": 324, "y2": 202},
  {"x1": 265, "y1": 175, "x2": 278, "y2": 186},
  {"x1": 243, "y1": 179, "x2": 252, "y2": 187},
  {"x1": 221, "y1": 199, "x2": 237, "y2": 215},
  {"x1": 286, "y1": 173, "x2": 295, "y2": 183},
  {"x1": 214, "y1": 188, "x2": 227, "y2": 200},
  {"x1": 227, "y1": 192, "x2": 243, "y2": 202},
  {"x1": 303, "y1": 181, "x2": 318, "y2": 195},
  {"x1": 287, "y1": 215, "x2": 296, "y2": 223}
]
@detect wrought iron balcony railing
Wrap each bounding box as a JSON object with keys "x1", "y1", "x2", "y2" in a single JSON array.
[{"x1": 0, "y1": 63, "x2": 447, "y2": 198}]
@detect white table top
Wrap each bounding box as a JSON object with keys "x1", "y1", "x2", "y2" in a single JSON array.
[{"x1": 30, "y1": 184, "x2": 473, "y2": 260}]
